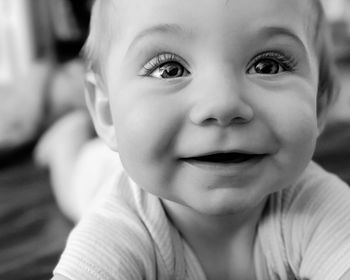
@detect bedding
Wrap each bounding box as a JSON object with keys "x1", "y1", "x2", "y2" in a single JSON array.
[{"x1": 0, "y1": 143, "x2": 72, "y2": 280}]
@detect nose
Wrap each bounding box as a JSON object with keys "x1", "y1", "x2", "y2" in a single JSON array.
[{"x1": 189, "y1": 74, "x2": 254, "y2": 127}]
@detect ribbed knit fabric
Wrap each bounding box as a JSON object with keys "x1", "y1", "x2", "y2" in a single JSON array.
[
  {"x1": 53, "y1": 162, "x2": 350, "y2": 280},
  {"x1": 257, "y1": 162, "x2": 350, "y2": 280}
]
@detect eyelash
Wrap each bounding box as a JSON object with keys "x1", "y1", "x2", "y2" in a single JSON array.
[
  {"x1": 141, "y1": 50, "x2": 297, "y2": 77},
  {"x1": 142, "y1": 53, "x2": 187, "y2": 76},
  {"x1": 247, "y1": 50, "x2": 297, "y2": 73}
]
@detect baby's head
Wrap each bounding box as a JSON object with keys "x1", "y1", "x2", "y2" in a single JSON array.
[{"x1": 84, "y1": 0, "x2": 339, "y2": 216}]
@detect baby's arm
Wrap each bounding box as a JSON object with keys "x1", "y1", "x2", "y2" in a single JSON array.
[
  {"x1": 35, "y1": 110, "x2": 94, "y2": 221},
  {"x1": 35, "y1": 110, "x2": 120, "y2": 222},
  {"x1": 52, "y1": 196, "x2": 157, "y2": 280},
  {"x1": 34, "y1": 109, "x2": 120, "y2": 222}
]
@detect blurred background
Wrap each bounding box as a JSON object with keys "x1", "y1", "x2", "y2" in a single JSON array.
[
  {"x1": 0, "y1": 0, "x2": 349, "y2": 279},
  {"x1": 0, "y1": 1, "x2": 91, "y2": 279}
]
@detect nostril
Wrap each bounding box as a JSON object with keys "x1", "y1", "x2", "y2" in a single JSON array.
[
  {"x1": 232, "y1": 116, "x2": 249, "y2": 124},
  {"x1": 219, "y1": 116, "x2": 249, "y2": 126},
  {"x1": 200, "y1": 116, "x2": 247, "y2": 127},
  {"x1": 201, "y1": 117, "x2": 219, "y2": 125}
]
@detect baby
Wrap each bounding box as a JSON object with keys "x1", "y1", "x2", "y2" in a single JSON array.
[{"x1": 52, "y1": 0, "x2": 350, "y2": 279}]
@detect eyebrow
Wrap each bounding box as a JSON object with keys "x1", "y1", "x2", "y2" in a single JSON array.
[
  {"x1": 126, "y1": 24, "x2": 308, "y2": 59},
  {"x1": 127, "y1": 23, "x2": 192, "y2": 53},
  {"x1": 257, "y1": 26, "x2": 308, "y2": 52}
]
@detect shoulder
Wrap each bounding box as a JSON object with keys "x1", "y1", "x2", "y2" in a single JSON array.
[
  {"x1": 283, "y1": 161, "x2": 350, "y2": 213},
  {"x1": 73, "y1": 192, "x2": 157, "y2": 256},
  {"x1": 53, "y1": 191, "x2": 158, "y2": 279},
  {"x1": 278, "y1": 161, "x2": 350, "y2": 237},
  {"x1": 263, "y1": 162, "x2": 350, "y2": 225},
  {"x1": 278, "y1": 162, "x2": 350, "y2": 279}
]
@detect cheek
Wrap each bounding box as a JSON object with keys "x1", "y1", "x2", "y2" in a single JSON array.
[
  {"x1": 277, "y1": 108, "x2": 318, "y2": 160},
  {"x1": 112, "y1": 92, "x2": 183, "y2": 163},
  {"x1": 283, "y1": 93, "x2": 318, "y2": 143},
  {"x1": 265, "y1": 87, "x2": 319, "y2": 162},
  {"x1": 111, "y1": 94, "x2": 185, "y2": 197}
]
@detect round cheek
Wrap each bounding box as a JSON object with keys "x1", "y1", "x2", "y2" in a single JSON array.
[
  {"x1": 270, "y1": 95, "x2": 318, "y2": 174},
  {"x1": 115, "y1": 97, "x2": 177, "y2": 154},
  {"x1": 255, "y1": 81, "x2": 319, "y2": 177},
  {"x1": 111, "y1": 94, "x2": 184, "y2": 194},
  {"x1": 277, "y1": 111, "x2": 318, "y2": 167},
  {"x1": 263, "y1": 81, "x2": 318, "y2": 138}
]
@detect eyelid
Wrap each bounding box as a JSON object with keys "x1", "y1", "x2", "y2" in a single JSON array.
[
  {"x1": 140, "y1": 52, "x2": 190, "y2": 76},
  {"x1": 247, "y1": 50, "x2": 297, "y2": 73}
]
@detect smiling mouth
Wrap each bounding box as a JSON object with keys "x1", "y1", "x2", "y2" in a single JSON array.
[{"x1": 181, "y1": 152, "x2": 266, "y2": 164}]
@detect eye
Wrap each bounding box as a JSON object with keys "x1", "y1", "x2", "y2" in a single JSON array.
[
  {"x1": 152, "y1": 62, "x2": 187, "y2": 79},
  {"x1": 247, "y1": 51, "x2": 296, "y2": 75},
  {"x1": 250, "y1": 59, "x2": 281, "y2": 74},
  {"x1": 142, "y1": 53, "x2": 190, "y2": 79}
]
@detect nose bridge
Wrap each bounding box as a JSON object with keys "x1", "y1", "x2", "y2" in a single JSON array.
[{"x1": 189, "y1": 65, "x2": 254, "y2": 126}]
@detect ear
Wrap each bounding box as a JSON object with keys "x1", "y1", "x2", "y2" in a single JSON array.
[
  {"x1": 317, "y1": 110, "x2": 328, "y2": 136},
  {"x1": 85, "y1": 72, "x2": 118, "y2": 151},
  {"x1": 316, "y1": 90, "x2": 331, "y2": 136}
]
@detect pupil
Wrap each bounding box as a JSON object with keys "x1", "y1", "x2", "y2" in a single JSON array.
[
  {"x1": 255, "y1": 60, "x2": 278, "y2": 74},
  {"x1": 168, "y1": 67, "x2": 179, "y2": 76},
  {"x1": 160, "y1": 63, "x2": 183, "y2": 78}
]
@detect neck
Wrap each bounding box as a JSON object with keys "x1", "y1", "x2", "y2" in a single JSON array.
[
  {"x1": 162, "y1": 199, "x2": 266, "y2": 280},
  {"x1": 162, "y1": 199, "x2": 266, "y2": 243}
]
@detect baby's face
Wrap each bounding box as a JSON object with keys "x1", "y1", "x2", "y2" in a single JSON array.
[{"x1": 104, "y1": 0, "x2": 319, "y2": 215}]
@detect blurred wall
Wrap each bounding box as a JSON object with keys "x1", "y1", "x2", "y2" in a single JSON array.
[
  {"x1": 0, "y1": 0, "x2": 52, "y2": 149},
  {"x1": 0, "y1": 0, "x2": 34, "y2": 84}
]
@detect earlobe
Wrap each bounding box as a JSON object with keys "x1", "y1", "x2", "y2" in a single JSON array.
[
  {"x1": 85, "y1": 72, "x2": 118, "y2": 151},
  {"x1": 316, "y1": 96, "x2": 330, "y2": 136},
  {"x1": 317, "y1": 114, "x2": 327, "y2": 136}
]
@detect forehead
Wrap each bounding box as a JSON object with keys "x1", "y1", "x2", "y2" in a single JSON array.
[
  {"x1": 98, "y1": 0, "x2": 321, "y2": 84},
  {"x1": 113, "y1": 0, "x2": 314, "y2": 39}
]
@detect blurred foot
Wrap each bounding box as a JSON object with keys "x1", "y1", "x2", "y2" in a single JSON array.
[{"x1": 34, "y1": 110, "x2": 93, "y2": 167}]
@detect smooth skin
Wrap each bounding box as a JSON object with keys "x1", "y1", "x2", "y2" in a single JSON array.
[
  {"x1": 53, "y1": 0, "x2": 350, "y2": 279},
  {"x1": 98, "y1": 0, "x2": 319, "y2": 218}
]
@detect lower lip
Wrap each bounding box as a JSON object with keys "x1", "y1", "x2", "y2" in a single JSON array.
[{"x1": 181, "y1": 156, "x2": 266, "y2": 176}]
